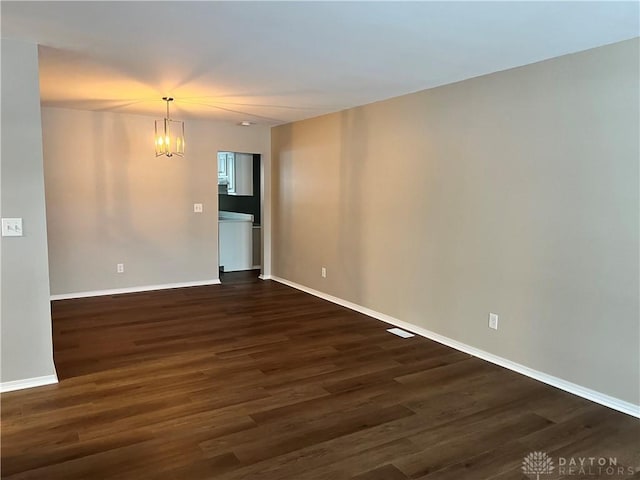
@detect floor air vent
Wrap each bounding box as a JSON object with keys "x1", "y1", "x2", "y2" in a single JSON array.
[{"x1": 387, "y1": 328, "x2": 415, "y2": 338}]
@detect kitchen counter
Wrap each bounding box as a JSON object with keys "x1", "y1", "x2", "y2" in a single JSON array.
[{"x1": 219, "y1": 211, "x2": 254, "y2": 223}]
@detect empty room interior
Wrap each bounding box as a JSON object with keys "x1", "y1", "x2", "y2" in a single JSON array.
[{"x1": 1, "y1": 2, "x2": 639, "y2": 479}]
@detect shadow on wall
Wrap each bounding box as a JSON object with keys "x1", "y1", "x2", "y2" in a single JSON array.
[
  {"x1": 90, "y1": 115, "x2": 166, "y2": 266},
  {"x1": 272, "y1": 127, "x2": 294, "y2": 274},
  {"x1": 337, "y1": 107, "x2": 367, "y2": 305},
  {"x1": 93, "y1": 115, "x2": 134, "y2": 245},
  {"x1": 271, "y1": 124, "x2": 293, "y2": 275},
  {"x1": 93, "y1": 114, "x2": 108, "y2": 240}
]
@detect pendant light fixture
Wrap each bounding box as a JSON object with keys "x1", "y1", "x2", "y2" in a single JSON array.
[{"x1": 155, "y1": 97, "x2": 185, "y2": 157}]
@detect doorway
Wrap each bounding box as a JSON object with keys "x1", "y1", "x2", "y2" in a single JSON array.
[{"x1": 217, "y1": 151, "x2": 262, "y2": 284}]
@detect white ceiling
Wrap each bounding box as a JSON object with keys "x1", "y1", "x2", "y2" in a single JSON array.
[{"x1": 2, "y1": 1, "x2": 638, "y2": 125}]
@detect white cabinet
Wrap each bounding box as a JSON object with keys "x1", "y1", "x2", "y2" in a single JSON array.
[
  {"x1": 219, "y1": 211, "x2": 253, "y2": 272},
  {"x1": 218, "y1": 152, "x2": 253, "y2": 196},
  {"x1": 217, "y1": 152, "x2": 232, "y2": 190}
]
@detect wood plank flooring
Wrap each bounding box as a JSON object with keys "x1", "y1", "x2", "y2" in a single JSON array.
[{"x1": 1, "y1": 280, "x2": 638, "y2": 479}]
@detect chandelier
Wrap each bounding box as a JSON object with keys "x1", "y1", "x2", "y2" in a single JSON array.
[{"x1": 155, "y1": 97, "x2": 185, "y2": 157}]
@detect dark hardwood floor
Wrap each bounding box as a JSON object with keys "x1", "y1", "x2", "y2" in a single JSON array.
[
  {"x1": 219, "y1": 269, "x2": 261, "y2": 285},
  {"x1": 1, "y1": 280, "x2": 638, "y2": 479}
]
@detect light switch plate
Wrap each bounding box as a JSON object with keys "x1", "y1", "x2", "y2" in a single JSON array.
[
  {"x1": 2, "y1": 218, "x2": 23, "y2": 237},
  {"x1": 193, "y1": 203, "x2": 203, "y2": 213}
]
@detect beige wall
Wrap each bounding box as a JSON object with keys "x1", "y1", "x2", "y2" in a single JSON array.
[
  {"x1": 42, "y1": 108, "x2": 271, "y2": 295},
  {"x1": 1, "y1": 39, "x2": 57, "y2": 383},
  {"x1": 271, "y1": 39, "x2": 640, "y2": 405}
]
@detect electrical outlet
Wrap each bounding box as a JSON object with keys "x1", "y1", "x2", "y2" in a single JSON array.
[
  {"x1": 321, "y1": 267, "x2": 327, "y2": 278},
  {"x1": 117, "y1": 263, "x2": 125, "y2": 273},
  {"x1": 489, "y1": 313, "x2": 499, "y2": 330},
  {"x1": 193, "y1": 203, "x2": 203, "y2": 213}
]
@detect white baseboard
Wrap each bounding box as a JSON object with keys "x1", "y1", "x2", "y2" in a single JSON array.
[
  {"x1": 50, "y1": 279, "x2": 221, "y2": 300},
  {"x1": 270, "y1": 275, "x2": 640, "y2": 418},
  {"x1": 259, "y1": 274, "x2": 273, "y2": 280},
  {"x1": 0, "y1": 374, "x2": 58, "y2": 393}
]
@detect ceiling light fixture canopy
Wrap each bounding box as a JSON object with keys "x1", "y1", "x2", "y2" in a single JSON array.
[{"x1": 155, "y1": 97, "x2": 184, "y2": 157}]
